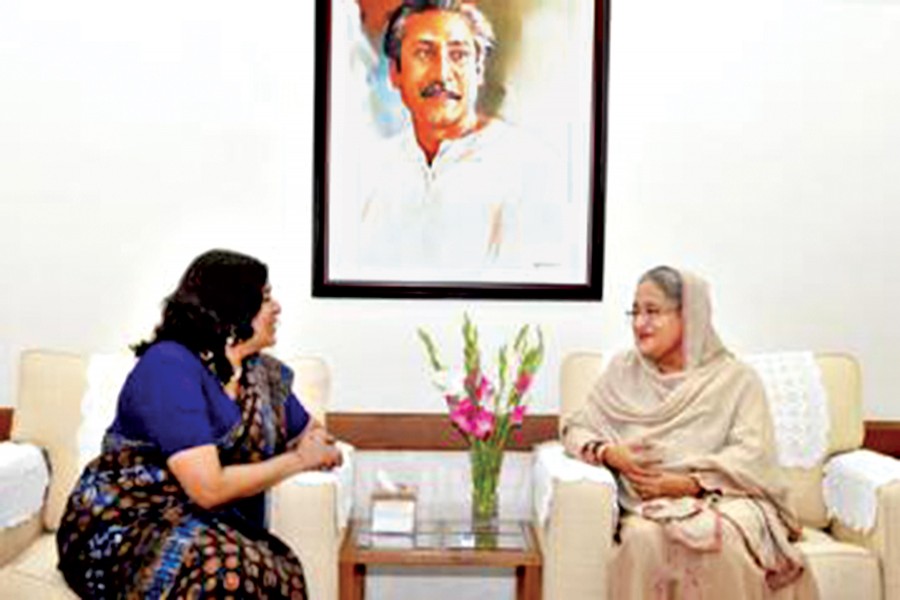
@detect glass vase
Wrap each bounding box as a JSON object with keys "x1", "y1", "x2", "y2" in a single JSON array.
[{"x1": 469, "y1": 443, "x2": 503, "y2": 529}]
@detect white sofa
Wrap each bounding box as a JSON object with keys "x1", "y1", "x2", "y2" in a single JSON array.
[
  {"x1": 533, "y1": 351, "x2": 900, "y2": 600},
  {"x1": 0, "y1": 350, "x2": 351, "y2": 600}
]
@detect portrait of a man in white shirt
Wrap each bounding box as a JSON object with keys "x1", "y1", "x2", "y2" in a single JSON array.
[{"x1": 324, "y1": 0, "x2": 598, "y2": 286}]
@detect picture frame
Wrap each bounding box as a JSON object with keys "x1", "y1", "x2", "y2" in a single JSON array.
[{"x1": 313, "y1": 0, "x2": 609, "y2": 300}]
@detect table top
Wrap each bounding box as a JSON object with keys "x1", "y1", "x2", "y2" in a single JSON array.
[{"x1": 340, "y1": 518, "x2": 542, "y2": 568}]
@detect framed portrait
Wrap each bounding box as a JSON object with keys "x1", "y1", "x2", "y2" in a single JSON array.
[{"x1": 313, "y1": 0, "x2": 609, "y2": 300}]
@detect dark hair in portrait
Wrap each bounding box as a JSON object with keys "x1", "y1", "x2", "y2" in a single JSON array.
[
  {"x1": 383, "y1": 0, "x2": 497, "y2": 69},
  {"x1": 134, "y1": 249, "x2": 268, "y2": 383}
]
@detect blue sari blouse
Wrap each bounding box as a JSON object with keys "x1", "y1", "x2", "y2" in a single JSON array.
[{"x1": 107, "y1": 341, "x2": 310, "y2": 457}]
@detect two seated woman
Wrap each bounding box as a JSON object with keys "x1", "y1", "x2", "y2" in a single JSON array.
[{"x1": 56, "y1": 253, "x2": 813, "y2": 599}]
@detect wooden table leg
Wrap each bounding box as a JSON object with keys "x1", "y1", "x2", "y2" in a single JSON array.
[
  {"x1": 340, "y1": 562, "x2": 365, "y2": 600},
  {"x1": 516, "y1": 564, "x2": 542, "y2": 600}
]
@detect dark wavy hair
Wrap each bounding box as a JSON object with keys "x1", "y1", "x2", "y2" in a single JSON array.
[
  {"x1": 134, "y1": 249, "x2": 268, "y2": 383},
  {"x1": 383, "y1": 0, "x2": 496, "y2": 72}
]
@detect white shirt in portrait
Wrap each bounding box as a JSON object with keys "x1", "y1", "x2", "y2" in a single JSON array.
[{"x1": 354, "y1": 119, "x2": 571, "y2": 283}]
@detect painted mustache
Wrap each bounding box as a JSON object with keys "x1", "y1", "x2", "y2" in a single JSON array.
[{"x1": 420, "y1": 82, "x2": 462, "y2": 100}]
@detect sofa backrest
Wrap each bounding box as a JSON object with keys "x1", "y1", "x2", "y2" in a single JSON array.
[
  {"x1": 12, "y1": 349, "x2": 330, "y2": 532},
  {"x1": 12, "y1": 350, "x2": 88, "y2": 533},
  {"x1": 559, "y1": 351, "x2": 864, "y2": 527},
  {"x1": 283, "y1": 356, "x2": 330, "y2": 425}
]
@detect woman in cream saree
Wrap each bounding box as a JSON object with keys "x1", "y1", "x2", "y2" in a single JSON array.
[{"x1": 563, "y1": 266, "x2": 817, "y2": 599}]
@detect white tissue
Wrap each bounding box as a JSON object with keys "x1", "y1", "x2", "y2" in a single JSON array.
[{"x1": 376, "y1": 468, "x2": 400, "y2": 493}]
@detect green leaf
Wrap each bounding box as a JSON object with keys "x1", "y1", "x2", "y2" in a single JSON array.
[
  {"x1": 513, "y1": 324, "x2": 529, "y2": 353},
  {"x1": 462, "y1": 313, "x2": 481, "y2": 376},
  {"x1": 416, "y1": 328, "x2": 445, "y2": 372},
  {"x1": 496, "y1": 345, "x2": 508, "y2": 410}
]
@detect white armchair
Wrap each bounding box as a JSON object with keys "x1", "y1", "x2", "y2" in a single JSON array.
[
  {"x1": 532, "y1": 351, "x2": 900, "y2": 600},
  {"x1": 0, "y1": 350, "x2": 352, "y2": 600}
]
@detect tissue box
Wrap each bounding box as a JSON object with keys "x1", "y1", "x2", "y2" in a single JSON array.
[{"x1": 371, "y1": 487, "x2": 417, "y2": 534}]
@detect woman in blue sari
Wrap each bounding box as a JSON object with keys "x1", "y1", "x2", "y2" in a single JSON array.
[{"x1": 57, "y1": 249, "x2": 342, "y2": 599}]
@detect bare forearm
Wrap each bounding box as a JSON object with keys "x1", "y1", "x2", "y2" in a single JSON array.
[
  {"x1": 210, "y1": 453, "x2": 304, "y2": 506},
  {"x1": 168, "y1": 446, "x2": 308, "y2": 510}
]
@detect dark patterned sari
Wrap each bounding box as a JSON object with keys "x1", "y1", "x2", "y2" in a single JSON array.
[{"x1": 57, "y1": 353, "x2": 308, "y2": 599}]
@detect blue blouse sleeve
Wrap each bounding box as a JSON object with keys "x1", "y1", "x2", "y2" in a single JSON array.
[
  {"x1": 284, "y1": 392, "x2": 311, "y2": 440},
  {"x1": 121, "y1": 343, "x2": 236, "y2": 457}
]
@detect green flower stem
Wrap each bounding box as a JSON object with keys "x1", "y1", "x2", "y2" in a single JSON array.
[{"x1": 470, "y1": 443, "x2": 504, "y2": 524}]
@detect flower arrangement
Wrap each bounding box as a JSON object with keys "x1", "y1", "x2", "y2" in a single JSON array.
[{"x1": 418, "y1": 314, "x2": 544, "y2": 523}]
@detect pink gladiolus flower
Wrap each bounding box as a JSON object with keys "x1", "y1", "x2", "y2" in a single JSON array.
[
  {"x1": 476, "y1": 375, "x2": 493, "y2": 401},
  {"x1": 445, "y1": 394, "x2": 460, "y2": 411},
  {"x1": 514, "y1": 372, "x2": 533, "y2": 396},
  {"x1": 471, "y1": 408, "x2": 496, "y2": 440},
  {"x1": 450, "y1": 398, "x2": 477, "y2": 435},
  {"x1": 464, "y1": 371, "x2": 480, "y2": 393},
  {"x1": 510, "y1": 404, "x2": 527, "y2": 426}
]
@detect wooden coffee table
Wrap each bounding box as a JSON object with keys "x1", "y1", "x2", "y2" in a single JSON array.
[{"x1": 339, "y1": 518, "x2": 542, "y2": 600}]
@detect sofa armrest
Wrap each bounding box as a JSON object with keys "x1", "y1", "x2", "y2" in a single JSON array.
[
  {"x1": 0, "y1": 442, "x2": 49, "y2": 528},
  {"x1": 532, "y1": 441, "x2": 618, "y2": 600},
  {"x1": 824, "y1": 449, "x2": 900, "y2": 531},
  {"x1": 269, "y1": 442, "x2": 354, "y2": 600},
  {"x1": 826, "y1": 450, "x2": 900, "y2": 600},
  {"x1": 0, "y1": 442, "x2": 49, "y2": 568}
]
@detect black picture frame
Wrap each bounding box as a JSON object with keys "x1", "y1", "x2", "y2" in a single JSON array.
[{"x1": 313, "y1": 0, "x2": 609, "y2": 300}]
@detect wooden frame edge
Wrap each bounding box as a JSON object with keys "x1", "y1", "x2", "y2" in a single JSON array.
[
  {"x1": 327, "y1": 412, "x2": 558, "y2": 451},
  {"x1": 863, "y1": 420, "x2": 900, "y2": 460},
  {"x1": 0, "y1": 407, "x2": 12, "y2": 442},
  {"x1": 3, "y1": 408, "x2": 898, "y2": 457}
]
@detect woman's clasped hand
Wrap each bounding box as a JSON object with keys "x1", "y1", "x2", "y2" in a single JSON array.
[{"x1": 594, "y1": 440, "x2": 700, "y2": 500}]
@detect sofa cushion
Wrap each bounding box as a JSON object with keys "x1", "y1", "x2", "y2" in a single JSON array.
[
  {"x1": 778, "y1": 355, "x2": 865, "y2": 530},
  {"x1": 0, "y1": 514, "x2": 42, "y2": 568},
  {"x1": 797, "y1": 527, "x2": 881, "y2": 600},
  {"x1": 281, "y1": 356, "x2": 330, "y2": 424},
  {"x1": 0, "y1": 442, "x2": 50, "y2": 530},
  {"x1": 75, "y1": 354, "x2": 134, "y2": 474},
  {"x1": 0, "y1": 533, "x2": 75, "y2": 599},
  {"x1": 783, "y1": 466, "x2": 829, "y2": 529},
  {"x1": 12, "y1": 351, "x2": 88, "y2": 532},
  {"x1": 817, "y1": 354, "x2": 864, "y2": 455}
]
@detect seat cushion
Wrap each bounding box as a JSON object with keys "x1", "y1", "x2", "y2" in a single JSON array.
[
  {"x1": 783, "y1": 466, "x2": 829, "y2": 529},
  {"x1": 796, "y1": 528, "x2": 881, "y2": 600},
  {"x1": 0, "y1": 533, "x2": 75, "y2": 599},
  {"x1": 12, "y1": 351, "x2": 89, "y2": 532},
  {"x1": 0, "y1": 514, "x2": 43, "y2": 567}
]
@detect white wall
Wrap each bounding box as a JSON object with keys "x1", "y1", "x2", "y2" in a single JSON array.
[{"x1": 1, "y1": 0, "x2": 899, "y2": 417}]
